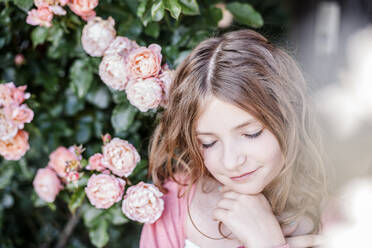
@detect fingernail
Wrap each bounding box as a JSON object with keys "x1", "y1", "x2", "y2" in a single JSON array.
[
  {"x1": 289, "y1": 221, "x2": 296, "y2": 226},
  {"x1": 218, "y1": 186, "x2": 222, "y2": 192}
]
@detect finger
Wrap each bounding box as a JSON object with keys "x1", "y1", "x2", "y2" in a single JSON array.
[
  {"x1": 217, "y1": 198, "x2": 235, "y2": 210},
  {"x1": 218, "y1": 186, "x2": 232, "y2": 193},
  {"x1": 212, "y1": 208, "x2": 229, "y2": 222},
  {"x1": 285, "y1": 234, "x2": 323, "y2": 248},
  {"x1": 281, "y1": 221, "x2": 298, "y2": 236}
]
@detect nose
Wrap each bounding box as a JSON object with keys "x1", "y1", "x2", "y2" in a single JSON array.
[{"x1": 222, "y1": 141, "x2": 246, "y2": 171}]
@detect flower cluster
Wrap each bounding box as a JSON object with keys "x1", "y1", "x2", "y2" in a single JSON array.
[
  {"x1": 32, "y1": 134, "x2": 164, "y2": 223},
  {"x1": 33, "y1": 145, "x2": 83, "y2": 202},
  {"x1": 0, "y1": 82, "x2": 33, "y2": 161},
  {"x1": 26, "y1": 0, "x2": 99, "y2": 27},
  {"x1": 81, "y1": 17, "x2": 175, "y2": 112}
]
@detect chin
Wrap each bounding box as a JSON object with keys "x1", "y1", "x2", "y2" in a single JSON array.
[{"x1": 231, "y1": 182, "x2": 265, "y2": 195}]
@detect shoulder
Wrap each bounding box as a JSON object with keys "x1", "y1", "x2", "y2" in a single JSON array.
[{"x1": 139, "y1": 174, "x2": 195, "y2": 248}]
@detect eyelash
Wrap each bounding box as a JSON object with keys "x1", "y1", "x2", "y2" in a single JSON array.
[{"x1": 201, "y1": 129, "x2": 263, "y2": 149}]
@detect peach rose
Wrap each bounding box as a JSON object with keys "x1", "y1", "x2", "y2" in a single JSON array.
[
  {"x1": 104, "y1": 36, "x2": 139, "y2": 57},
  {"x1": 102, "y1": 138, "x2": 140, "y2": 177},
  {"x1": 0, "y1": 130, "x2": 30, "y2": 160},
  {"x1": 85, "y1": 173, "x2": 125, "y2": 209},
  {"x1": 33, "y1": 168, "x2": 63, "y2": 202},
  {"x1": 47, "y1": 146, "x2": 77, "y2": 178},
  {"x1": 121, "y1": 182, "x2": 164, "y2": 223},
  {"x1": 86, "y1": 153, "x2": 105, "y2": 171},
  {"x1": 126, "y1": 77, "x2": 163, "y2": 112},
  {"x1": 0, "y1": 109, "x2": 18, "y2": 141},
  {"x1": 68, "y1": 0, "x2": 98, "y2": 20},
  {"x1": 0, "y1": 83, "x2": 30, "y2": 107},
  {"x1": 99, "y1": 54, "x2": 131, "y2": 91},
  {"x1": 4, "y1": 104, "x2": 34, "y2": 129},
  {"x1": 26, "y1": 7, "x2": 53, "y2": 28},
  {"x1": 81, "y1": 16, "x2": 116, "y2": 57},
  {"x1": 127, "y1": 44, "x2": 162, "y2": 79}
]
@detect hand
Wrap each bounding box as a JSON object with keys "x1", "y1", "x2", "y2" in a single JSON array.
[
  {"x1": 213, "y1": 186, "x2": 286, "y2": 248},
  {"x1": 279, "y1": 212, "x2": 323, "y2": 248}
]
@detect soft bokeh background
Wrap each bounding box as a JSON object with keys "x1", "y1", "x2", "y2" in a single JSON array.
[{"x1": 1, "y1": 0, "x2": 371, "y2": 247}]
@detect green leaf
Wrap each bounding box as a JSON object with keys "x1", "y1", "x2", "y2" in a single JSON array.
[
  {"x1": 226, "y1": 2, "x2": 263, "y2": 28},
  {"x1": 31, "y1": 27, "x2": 49, "y2": 47},
  {"x1": 0, "y1": 164, "x2": 15, "y2": 190},
  {"x1": 13, "y1": 0, "x2": 33, "y2": 11},
  {"x1": 86, "y1": 85, "x2": 111, "y2": 109},
  {"x1": 111, "y1": 104, "x2": 137, "y2": 133},
  {"x1": 205, "y1": 6, "x2": 222, "y2": 26},
  {"x1": 69, "y1": 59, "x2": 93, "y2": 98},
  {"x1": 89, "y1": 219, "x2": 109, "y2": 248},
  {"x1": 164, "y1": 0, "x2": 182, "y2": 20},
  {"x1": 68, "y1": 188, "x2": 85, "y2": 214},
  {"x1": 83, "y1": 205, "x2": 105, "y2": 228},
  {"x1": 109, "y1": 206, "x2": 129, "y2": 225},
  {"x1": 151, "y1": 0, "x2": 165, "y2": 22},
  {"x1": 179, "y1": 0, "x2": 199, "y2": 15},
  {"x1": 144, "y1": 22, "x2": 160, "y2": 38},
  {"x1": 136, "y1": 0, "x2": 149, "y2": 18}
]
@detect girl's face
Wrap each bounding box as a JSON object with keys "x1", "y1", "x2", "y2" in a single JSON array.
[{"x1": 196, "y1": 97, "x2": 284, "y2": 194}]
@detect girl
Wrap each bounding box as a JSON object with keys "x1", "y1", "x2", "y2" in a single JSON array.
[{"x1": 140, "y1": 29, "x2": 327, "y2": 248}]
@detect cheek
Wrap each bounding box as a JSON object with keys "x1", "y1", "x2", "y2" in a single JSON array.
[{"x1": 201, "y1": 149, "x2": 220, "y2": 175}]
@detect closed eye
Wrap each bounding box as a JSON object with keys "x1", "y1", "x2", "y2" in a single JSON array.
[
  {"x1": 201, "y1": 141, "x2": 217, "y2": 149},
  {"x1": 243, "y1": 129, "x2": 263, "y2": 138}
]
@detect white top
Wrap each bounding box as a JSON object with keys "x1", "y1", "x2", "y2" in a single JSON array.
[{"x1": 184, "y1": 239, "x2": 201, "y2": 248}]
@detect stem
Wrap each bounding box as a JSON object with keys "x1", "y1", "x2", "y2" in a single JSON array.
[{"x1": 55, "y1": 208, "x2": 82, "y2": 248}]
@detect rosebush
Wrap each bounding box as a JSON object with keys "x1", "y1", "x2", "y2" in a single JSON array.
[{"x1": 0, "y1": 0, "x2": 289, "y2": 247}]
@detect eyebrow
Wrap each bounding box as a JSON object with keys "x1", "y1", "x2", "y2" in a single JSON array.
[{"x1": 196, "y1": 120, "x2": 255, "y2": 135}]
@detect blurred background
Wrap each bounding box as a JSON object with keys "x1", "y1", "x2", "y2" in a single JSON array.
[{"x1": 1, "y1": 0, "x2": 371, "y2": 247}]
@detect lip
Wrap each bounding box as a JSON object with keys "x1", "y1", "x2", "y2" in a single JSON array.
[{"x1": 230, "y1": 169, "x2": 258, "y2": 181}]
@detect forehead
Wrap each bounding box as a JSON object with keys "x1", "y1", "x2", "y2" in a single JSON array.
[{"x1": 196, "y1": 96, "x2": 258, "y2": 132}]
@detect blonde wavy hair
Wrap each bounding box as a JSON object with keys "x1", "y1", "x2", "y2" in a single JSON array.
[{"x1": 149, "y1": 29, "x2": 327, "y2": 234}]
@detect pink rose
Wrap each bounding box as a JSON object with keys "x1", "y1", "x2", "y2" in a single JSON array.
[
  {"x1": 126, "y1": 77, "x2": 163, "y2": 112},
  {"x1": 49, "y1": 5, "x2": 67, "y2": 15},
  {"x1": 4, "y1": 104, "x2": 34, "y2": 129},
  {"x1": 0, "y1": 83, "x2": 30, "y2": 107},
  {"x1": 99, "y1": 54, "x2": 131, "y2": 91},
  {"x1": 0, "y1": 109, "x2": 18, "y2": 141},
  {"x1": 81, "y1": 16, "x2": 116, "y2": 57},
  {"x1": 34, "y1": 0, "x2": 52, "y2": 8},
  {"x1": 102, "y1": 138, "x2": 140, "y2": 177},
  {"x1": 85, "y1": 173, "x2": 125, "y2": 209},
  {"x1": 158, "y1": 67, "x2": 175, "y2": 107},
  {"x1": 121, "y1": 182, "x2": 164, "y2": 223},
  {"x1": 65, "y1": 171, "x2": 81, "y2": 183},
  {"x1": 26, "y1": 7, "x2": 53, "y2": 28},
  {"x1": 12, "y1": 84, "x2": 31, "y2": 106},
  {"x1": 47, "y1": 146, "x2": 77, "y2": 178},
  {"x1": 0, "y1": 83, "x2": 14, "y2": 107},
  {"x1": 86, "y1": 153, "x2": 105, "y2": 171},
  {"x1": 33, "y1": 168, "x2": 63, "y2": 202},
  {"x1": 0, "y1": 130, "x2": 30, "y2": 160},
  {"x1": 14, "y1": 54, "x2": 25, "y2": 66},
  {"x1": 127, "y1": 44, "x2": 162, "y2": 79},
  {"x1": 68, "y1": 0, "x2": 98, "y2": 20},
  {"x1": 104, "y1": 36, "x2": 139, "y2": 57},
  {"x1": 59, "y1": 0, "x2": 69, "y2": 6}
]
